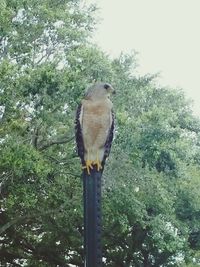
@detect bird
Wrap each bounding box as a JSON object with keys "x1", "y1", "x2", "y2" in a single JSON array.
[{"x1": 75, "y1": 82, "x2": 115, "y2": 174}]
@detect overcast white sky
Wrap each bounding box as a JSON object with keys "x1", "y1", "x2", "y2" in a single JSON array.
[{"x1": 86, "y1": 0, "x2": 200, "y2": 116}]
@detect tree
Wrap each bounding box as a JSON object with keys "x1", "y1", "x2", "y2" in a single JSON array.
[
  {"x1": 101, "y1": 53, "x2": 200, "y2": 266},
  {"x1": 0, "y1": 0, "x2": 96, "y2": 266},
  {"x1": 1, "y1": 1, "x2": 200, "y2": 266}
]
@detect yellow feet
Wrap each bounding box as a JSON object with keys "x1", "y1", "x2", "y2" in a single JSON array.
[
  {"x1": 82, "y1": 152, "x2": 102, "y2": 174},
  {"x1": 82, "y1": 160, "x2": 93, "y2": 175},
  {"x1": 93, "y1": 151, "x2": 102, "y2": 171},
  {"x1": 93, "y1": 160, "x2": 102, "y2": 171}
]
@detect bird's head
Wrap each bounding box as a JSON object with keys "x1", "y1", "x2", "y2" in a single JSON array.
[{"x1": 85, "y1": 82, "x2": 116, "y2": 100}]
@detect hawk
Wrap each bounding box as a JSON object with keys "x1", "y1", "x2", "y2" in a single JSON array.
[{"x1": 75, "y1": 82, "x2": 115, "y2": 174}]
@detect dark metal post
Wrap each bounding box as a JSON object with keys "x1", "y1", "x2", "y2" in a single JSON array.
[{"x1": 83, "y1": 168, "x2": 102, "y2": 267}]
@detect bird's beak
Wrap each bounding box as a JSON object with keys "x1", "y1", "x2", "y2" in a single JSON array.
[{"x1": 110, "y1": 86, "x2": 116, "y2": 95}]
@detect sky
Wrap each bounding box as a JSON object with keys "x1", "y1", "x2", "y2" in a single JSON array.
[{"x1": 86, "y1": 0, "x2": 200, "y2": 116}]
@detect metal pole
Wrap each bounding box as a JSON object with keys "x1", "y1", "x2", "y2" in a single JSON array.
[{"x1": 83, "y1": 167, "x2": 102, "y2": 267}]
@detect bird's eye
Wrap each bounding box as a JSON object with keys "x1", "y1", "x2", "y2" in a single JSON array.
[{"x1": 104, "y1": 83, "x2": 110, "y2": 90}]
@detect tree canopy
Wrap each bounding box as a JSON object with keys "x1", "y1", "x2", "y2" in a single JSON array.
[{"x1": 1, "y1": 0, "x2": 200, "y2": 266}]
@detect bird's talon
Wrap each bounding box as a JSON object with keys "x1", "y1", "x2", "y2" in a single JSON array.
[
  {"x1": 82, "y1": 160, "x2": 94, "y2": 175},
  {"x1": 93, "y1": 160, "x2": 102, "y2": 171}
]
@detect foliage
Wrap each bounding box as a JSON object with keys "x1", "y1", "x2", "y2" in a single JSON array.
[{"x1": 1, "y1": 0, "x2": 200, "y2": 266}]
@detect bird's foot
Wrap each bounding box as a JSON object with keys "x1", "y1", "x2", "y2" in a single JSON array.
[
  {"x1": 93, "y1": 160, "x2": 102, "y2": 172},
  {"x1": 82, "y1": 160, "x2": 93, "y2": 175}
]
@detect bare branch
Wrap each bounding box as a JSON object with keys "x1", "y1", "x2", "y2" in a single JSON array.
[
  {"x1": 0, "y1": 207, "x2": 66, "y2": 235},
  {"x1": 38, "y1": 136, "x2": 74, "y2": 151},
  {"x1": 31, "y1": 126, "x2": 39, "y2": 148},
  {"x1": 0, "y1": 216, "x2": 25, "y2": 235}
]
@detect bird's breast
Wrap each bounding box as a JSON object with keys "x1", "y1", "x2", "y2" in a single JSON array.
[{"x1": 81, "y1": 100, "x2": 111, "y2": 143}]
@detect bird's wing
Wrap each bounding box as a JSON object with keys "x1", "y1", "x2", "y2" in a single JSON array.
[
  {"x1": 75, "y1": 103, "x2": 85, "y2": 165},
  {"x1": 102, "y1": 109, "x2": 115, "y2": 166}
]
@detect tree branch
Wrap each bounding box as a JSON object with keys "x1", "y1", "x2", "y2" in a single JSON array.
[
  {"x1": 38, "y1": 136, "x2": 74, "y2": 151},
  {"x1": 32, "y1": 126, "x2": 39, "y2": 148},
  {"x1": 0, "y1": 206, "x2": 67, "y2": 235},
  {"x1": 0, "y1": 216, "x2": 25, "y2": 235}
]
